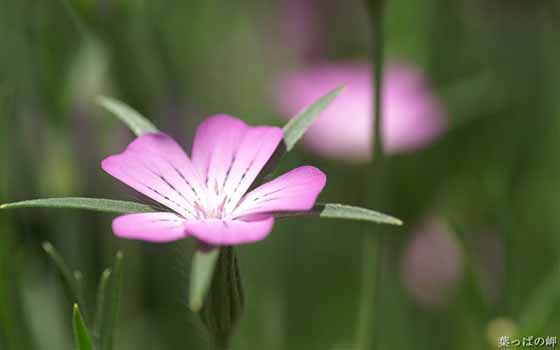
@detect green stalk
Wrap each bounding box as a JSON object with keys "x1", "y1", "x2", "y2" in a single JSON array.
[
  {"x1": 355, "y1": 1, "x2": 386, "y2": 349},
  {"x1": 369, "y1": 3, "x2": 386, "y2": 163},
  {"x1": 355, "y1": 237, "x2": 379, "y2": 350}
]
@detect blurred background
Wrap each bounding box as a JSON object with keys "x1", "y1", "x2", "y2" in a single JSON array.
[{"x1": 1, "y1": 0, "x2": 560, "y2": 349}]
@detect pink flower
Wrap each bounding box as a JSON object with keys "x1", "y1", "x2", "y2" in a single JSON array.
[
  {"x1": 276, "y1": 62, "x2": 447, "y2": 162},
  {"x1": 400, "y1": 220, "x2": 463, "y2": 308},
  {"x1": 101, "y1": 115, "x2": 326, "y2": 245}
]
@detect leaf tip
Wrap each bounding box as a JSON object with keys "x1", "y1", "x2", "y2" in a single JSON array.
[
  {"x1": 0, "y1": 203, "x2": 6, "y2": 209},
  {"x1": 74, "y1": 270, "x2": 83, "y2": 281},
  {"x1": 73, "y1": 303, "x2": 80, "y2": 314},
  {"x1": 42, "y1": 241, "x2": 54, "y2": 253},
  {"x1": 392, "y1": 218, "x2": 404, "y2": 226},
  {"x1": 115, "y1": 250, "x2": 124, "y2": 261},
  {"x1": 102, "y1": 268, "x2": 112, "y2": 279}
]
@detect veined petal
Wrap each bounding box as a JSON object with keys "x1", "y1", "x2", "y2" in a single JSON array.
[
  {"x1": 222, "y1": 127, "x2": 284, "y2": 213},
  {"x1": 112, "y1": 212, "x2": 188, "y2": 242},
  {"x1": 191, "y1": 115, "x2": 249, "y2": 184},
  {"x1": 190, "y1": 115, "x2": 249, "y2": 210},
  {"x1": 231, "y1": 166, "x2": 326, "y2": 218},
  {"x1": 102, "y1": 133, "x2": 207, "y2": 218},
  {"x1": 184, "y1": 215, "x2": 274, "y2": 245}
]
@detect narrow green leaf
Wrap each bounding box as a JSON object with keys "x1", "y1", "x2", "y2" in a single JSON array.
[
  {"x1": 0, "y1": 197, "x2": 155, "y2": 214},
  {"x1": 317, "y1": 204, "x2": 401, "y2": 225},
  {"x1": 518, "y1": 260, "x2": 560, "y2": 335},
  {"x1": 189, "y1": 247, "x2": 220, "y2": 312},
  {"x1": 282, "y1": 86, "x2": 345, "y2": 151},
  {"x1": 97, "y1": 96, "x2": 158, "y2": 136},
  {"x1": 252, "y1": 86, "x2": 345, "y2": 187},
  {"x1": 73, "y1": 304, "x2": 94, "y2": 350},
  {"x1": 102, "y1": 251, "x2": 124, "y2": 350},
  {"x1": 93, "y1": 268, "x2": 111, "y2": 349},
  {"x1": 277, "y1": 203, "x2": 402, "y2": 226},
  {"x1": 42, "y1": 242, "x2": 89, "y2": 323}
]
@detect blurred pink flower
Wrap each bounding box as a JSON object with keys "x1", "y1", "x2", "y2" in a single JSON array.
[
  {"x1": 102, "y1": 115, "x2": 326, "y2": 245},
  {"x1": 276, "y1": 62, "x2": 447, "y2": 162},
  {"x1": 400, "y1": 220, "x2": 464, "y2": 308}
]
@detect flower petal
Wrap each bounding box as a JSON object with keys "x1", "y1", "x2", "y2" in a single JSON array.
[
  {"x1": 231, "y1": 166, "x2": 326, "y2": 218},
  {"x1": 191, "y1": 115, "x2": 284, "y2": 213},
  {"x1": 112, "y1": 212, "x2": 188, "y2": 242},
  {"x1": 222, "y1": 127, "x2": 284, "y2": 213},
  {"x1": 190, "y1": 115, "x2": 250, "y2": 210},
  {"x1": 102, "y1": 133, "x2": 207, "y2": 218},
  {"x1": 184, "y1": 215, "x2": 275, "y2": 245},
  {"x1": 191, "y1": 115, "x2": 249, "y2": 184}
]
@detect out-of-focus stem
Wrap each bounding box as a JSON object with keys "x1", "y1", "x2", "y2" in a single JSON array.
[
  {"x1": 369, "y1": 3, "x2": 386, "y2": 163},
  {"x1": 356, "y1": 1, "x2": 386, "y2": 350},
  {"x1": 355, "y1": 236, "x2": 379, "y2": 349}
]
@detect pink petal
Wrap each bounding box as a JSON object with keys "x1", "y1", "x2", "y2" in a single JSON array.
[
  {"x1": 102, "y1": 133, "x2": 207, "y2": 218},
  {"x1": 191, "y1": 115, "x2": 284, "y2": 213},
  {"x1": 190, "y1": 115, "x2": 250, "y2": 209},
  {"x1": 191, "y1": 115, "x2": 250, "y2": 184},
  {"x1": 184, "y1": 215, "x2": 275, "y2": 245},
  {"x1": 222, "y1": 127, "x2": 284, "y2": 213},
  {"x1": 112, "y1": 212, "x2": 189, "y2": 242},
  {"x1": 232, "y1": 166, "x2": 326, "y2": 218}
]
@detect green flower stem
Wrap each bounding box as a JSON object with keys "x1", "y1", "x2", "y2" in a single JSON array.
[
  {"x1": 355, "y1": 236, "x2": 379, "y2": 349},
  {"x1": 356, "y1": 1, "x2": 386, "y2": 350}
]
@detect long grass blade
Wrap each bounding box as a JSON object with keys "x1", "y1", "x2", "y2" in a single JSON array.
[
  {"x1": 73, "y1": 304, "x2": 94, "y2": 350},
  {"x1": 94, "y1": 268, "x2": 111, "y2": 349},
  {"x1": 277, "y1": 203, "x2": 402, "y2": 226},
  {"x1": 1, "y1": 197, "x2": 155, "y2": 214},
  {"x1": 282, "y1": 86, "x2": 345, "y2": 151},
  {"x1": 101, "y1": 252, "x2": 124, "y2": 350},
  {"x1": 42, "y1": 242, "x2": 89, "y2": 324}
]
